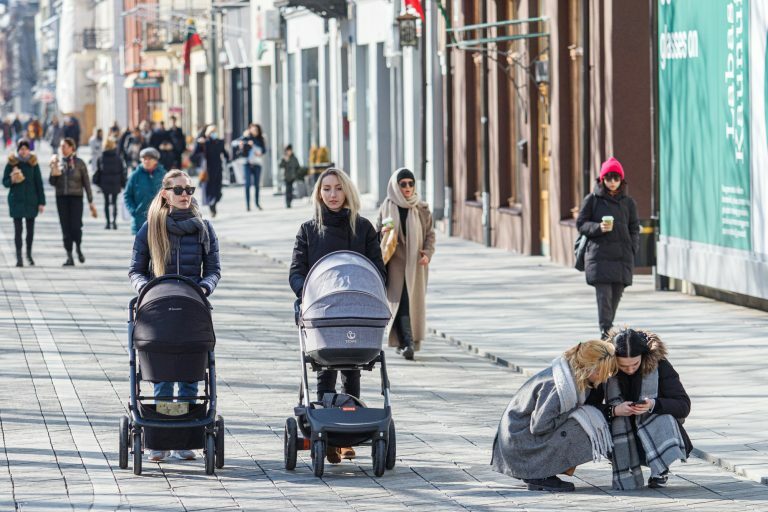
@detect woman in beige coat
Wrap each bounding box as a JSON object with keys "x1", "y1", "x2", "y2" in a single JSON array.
[{"x1": 377, "y1": 168, "x2": 435, "y2": 360}]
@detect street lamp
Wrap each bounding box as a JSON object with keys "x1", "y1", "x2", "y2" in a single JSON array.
[{"x1": 396, "y1": 13, "x2": 419, "y2": 48}]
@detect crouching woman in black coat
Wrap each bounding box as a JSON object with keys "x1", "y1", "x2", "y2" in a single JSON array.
[
  {"x1": 605, "y1": 328, "x2": 692, "y2": 490},
  {"x1": 289, "y1": 167, "x2": 386, "y2": 463},
  {"x1": 128, "y1": 169, "x2": 221, "y2": 463}
]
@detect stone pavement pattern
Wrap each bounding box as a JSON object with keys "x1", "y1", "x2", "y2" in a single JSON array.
[
  {"x1": 0, "y1": 150, "x2": 765, "y2": 510},
  {"x1": 211, "y1": 184, "x2": 768, "y2": 485}
]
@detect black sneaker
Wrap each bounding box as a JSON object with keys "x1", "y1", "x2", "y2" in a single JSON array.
[
  {"x1": 648, "y1": 475, "x2": 668, "y2": 488},
  {"x1": 523, "y1": 476, "x2": 575, "y2": 492}
]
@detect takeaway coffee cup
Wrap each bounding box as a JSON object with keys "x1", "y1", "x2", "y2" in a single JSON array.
[{"x1": 602, "y1": 215, "x2": 614, "y2": 231}]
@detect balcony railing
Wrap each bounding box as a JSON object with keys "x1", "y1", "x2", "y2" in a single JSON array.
[
  {"x1": 143, "y1": 22, "x2": 166, "y2": 52},
  {"x1": 43, "y1": 50, "x2": 57, "y2": 70},
  {"x1": 79, "y1": 28, "x2": 111, "y2": 51},
  {"x1": 274, "y1": 0, "x2": 346, "y2": 18}
]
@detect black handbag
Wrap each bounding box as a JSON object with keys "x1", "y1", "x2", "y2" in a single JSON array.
[
  {"x1": 574, "y1": 193, "x2": 596, "y2": 272},
  {"x1": 92, "y1": 170, "x2": 101, "y2": 186}
]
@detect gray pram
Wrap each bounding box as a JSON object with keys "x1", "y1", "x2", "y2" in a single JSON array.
[{"x1": 284, "y1": 250, "x2": 396, "y2": 477}]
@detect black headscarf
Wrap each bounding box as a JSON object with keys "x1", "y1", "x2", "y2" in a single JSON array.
[{"x1": 166, "y1": 207, "x2": 210, "y2": 257}]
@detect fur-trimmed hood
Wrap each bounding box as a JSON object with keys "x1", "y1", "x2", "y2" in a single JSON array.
[
  {"x1": 7, "y1": 153, "x2": 38, "y2": 166},
  {"x1": 638, "y1": 330, "x2": 667, "y2": 376}
]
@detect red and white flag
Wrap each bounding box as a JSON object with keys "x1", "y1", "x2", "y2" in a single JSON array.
[{"x1": 405, "y1": 0, "x2": 425, "y2": 20}]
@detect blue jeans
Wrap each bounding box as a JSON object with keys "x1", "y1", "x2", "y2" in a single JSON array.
[
  {"x1": 153, "y1": 381, "x2": 199, "y2": 403},
  {"x1": 244, "y1": 164, "x2": 262, "y2": 209}
]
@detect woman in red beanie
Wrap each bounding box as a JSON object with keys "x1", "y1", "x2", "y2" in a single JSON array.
[{"x1": 576, "y1": 157, "x2": 639, "y2": 339}]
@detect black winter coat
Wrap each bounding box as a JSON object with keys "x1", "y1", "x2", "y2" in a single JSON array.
[
  {"x1": 96, "y1": 150, "x2": 126, "y2": 195},
  {"x1": 289, "y1": 208, "x2": 386, "y2": 297},
  {"x1": 194, "y1": 138, "x2": 229, "y2": 204},
  {"x1": 129, "y1": 220, "x2": 221, "y2": 295},
  {"x1": 577, "y1": 183, "x2": 639, "y2": 286}
]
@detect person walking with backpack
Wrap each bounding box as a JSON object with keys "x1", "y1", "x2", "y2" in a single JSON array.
[
  {"x1": 3, "y1": 139, "x2": 45, "y2": 266},
  {"x1": 576, "y1": 157, "x2": 639, "y2": 339},
  {"x1": 95, "y1": 137, "x2": 126, "y2": 229},
  {"x1": 49, "y1": 138, "x2": 97, "y2": 266}
]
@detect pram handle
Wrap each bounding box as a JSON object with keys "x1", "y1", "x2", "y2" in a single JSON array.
[{"x1": 137, "y1": 274, "x2": 212, "y2": 309}]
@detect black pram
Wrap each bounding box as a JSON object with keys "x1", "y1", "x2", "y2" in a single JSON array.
[
  {"x1": 118, "y1": 275, "x2": 224, "y2": 475},
  {"x1": 284, "y1": 250, "x2": 396, "y2": 478}
]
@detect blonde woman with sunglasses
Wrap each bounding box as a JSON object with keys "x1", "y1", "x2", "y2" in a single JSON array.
[
  {"x1": 128, "y1": 169, "x2": 221, "y2": 462},
  {"x1": 576, "y1": 157, "x2": 640, "y2": 339},
  {"x1": 376, "y1": 168, "x2": 435, "y2": 361}
]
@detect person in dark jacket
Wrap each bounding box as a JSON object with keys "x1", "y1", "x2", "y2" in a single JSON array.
[
  {"x1": 576, "y1": 157, "x2": 639, "y2": 339},
  {"x1": 604, "y1": 328, "x2": 691, "y2": 490},
  {"x1": 168, "y1": 116, "x2": 185, "y2": 168},
  {"x1": 158, "y1": 141, "x2": 176, "y2": 171},
  {"x1": 279, "y1": 144, "x2": 301, "y2": 208},
  {"x1": 193, "y1": 125, "x2": 229, "y2": 217},
  {"x1": 289, "y1": 167, "x2": 386, "y2": 464},
  {"x1": 128, "y1": 169, "x2": 220, "y2": 463},
  {"x1": 49, "y1": 138, "x2": 96, "y2": 266},
  {"x1": 124, "y1": 147, "x2": 166, "y2": 234},
  {"x1": 122, "y1": 127, "x2": 147, "y2": 171},
  {"x1": 3, "y1": 139, "x2": 45, "y2": 266},
  {"x1": 62, "y1": 117, "x2": 81, "y2": 146},
  {"x1": 95, "y1": 137, "x2": 126, "y2": 230}
]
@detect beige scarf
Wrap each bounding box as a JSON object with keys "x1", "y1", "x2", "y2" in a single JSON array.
[{"x1": 380, "y1": 171, "x2": 423, "y2": 297}]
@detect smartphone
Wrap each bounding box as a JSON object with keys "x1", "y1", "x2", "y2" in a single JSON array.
[{"x1": 630, "y1": 399, "x2": 647, "y2": 406}]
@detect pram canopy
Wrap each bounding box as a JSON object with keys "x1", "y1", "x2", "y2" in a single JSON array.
[
  {"x1": 301, "y1": 251, "x2": 390, "y2": 327},
  {"x1": 300, "y1": 251, "x2": 390, "y2": 366}
]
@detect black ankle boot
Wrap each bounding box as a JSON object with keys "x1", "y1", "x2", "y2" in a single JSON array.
[
  {"x1": 398, "y1": 316, "x2": 415, "y2": 361},
  {"x1": 26, "y1": 248, "x2": 34, "y2": 266},
  {"x1": 75, "y1": 245, "x2": 85, "y2": 263},
  {"x1": 15, "y1": 249, "x2": 23, "y2": 267},
  {"x1": 523, "y1": 476, "x2": 575, "y2": 492},
  {"x1": 63, "y1": 252, "x2": 75, "y2": 266}
]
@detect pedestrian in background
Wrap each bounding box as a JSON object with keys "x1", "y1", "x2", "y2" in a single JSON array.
[
  {"x1": 124, "y1": 147, "x2": 165, "y2": 234},
  {"x1": 168, "y1": 116, "x2": 185, "y2": 168},
  {"x1": 376, "y1": 168, "x2": 435, "y2": 361},
  {"x1": 193, "y1": 125, "x2": 229, "y2": 217},
  {"x1": 27, "y1": 118, "x2": 43, "y2": 150},
  {"x1": 95, "y1": 137, "x2": 126, "y2": 230},
  {"x1": 129, "y1": 169, "x2": 220, "y2": 462},
  {"x1": 45, "y1": 116, "x2": 63, "y2": 152},
  {"x1": 606, "y1": 328, "x2": 691, "y2": 490},
  {"x1": 88, "y1": 128, "x2": 103, "y2": 172},
  {"x1": 244, "y1": 123, "x2": 267, "y2": 211},
  {"x1": 49, "y1": 138, "x2": 96, "y2": 266},
  {"x1": 278, "y1": 144, "x2": 301, "y2": 209},
  {"x1": 576, "y1": 157, "x2": 639, "y2": 339},
  {"x1": 1, "y1": 119, "x2": 11, "y2": 148},
  {"x1": 122, "y1": 127, "x2": 147, "y2": 171},
  {"x1": 3, "y1": 139, "x2": 45, "y2": 266},
  {"x1": 289, "y1": 167, "x2": 386, "y2": 464},
  {"x1": 491, "y1": 339, "x2": 617, "y2": 492},
  {"x1": 62, "y1": 117, "x2": 81, "y2": 146},
  {"x1": 11, "y1": 116, "x2": 22, "y2": 144}
]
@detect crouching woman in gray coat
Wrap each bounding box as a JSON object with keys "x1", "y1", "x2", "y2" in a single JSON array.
[{"x1": 491, "y1": 340, "x2": 618, "y2": 492}]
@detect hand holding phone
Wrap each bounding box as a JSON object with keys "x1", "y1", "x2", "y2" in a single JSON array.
[{"x1": 630, "y1": 399, "x2": 647, "y2": 407}]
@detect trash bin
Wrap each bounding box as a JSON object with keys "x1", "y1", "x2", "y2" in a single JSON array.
[{"x1": 635, "y1": 218, "x2": 656, "y2": 267}]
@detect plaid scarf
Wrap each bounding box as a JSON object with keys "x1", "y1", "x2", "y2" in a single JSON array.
[
  {"x1": 552, "y1": 357, "x2": 613, "y2": 462},
  {"x1": 606, "y1": 368, "x2": 687, "y2": 490}
]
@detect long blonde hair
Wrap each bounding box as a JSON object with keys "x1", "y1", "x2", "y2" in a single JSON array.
[
  {"x1": 312, "y1": 168, "x2": 361, "y2": 235},
  {"x1": 146, "y1": 170, "x2": 199, "y2": 277},
  {"x1": 563, "y1": 339, "x2": 617, "y2": 392}
]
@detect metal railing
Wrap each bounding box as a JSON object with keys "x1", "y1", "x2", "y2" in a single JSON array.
[{"x1": 80, "y1": 28, "x2": 112, "y2": 51}]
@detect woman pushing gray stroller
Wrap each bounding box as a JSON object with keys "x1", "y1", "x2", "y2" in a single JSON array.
[{"x1": 287, "y1": 168, "x2": 396, "y2": 477}]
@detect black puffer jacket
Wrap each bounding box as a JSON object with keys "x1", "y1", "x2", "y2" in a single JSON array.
[
  {"x1": 576, "y1": 183, "x2": 639, "y2": 286},
  {"x1": 129, "y1": 220, "x2": 221, "y2": 295},
  {"x1": 289, "y1": 207, "x2": 386, "y2": 297},
  {"x1": 96, "y1": 150, "x2": 126, "y2": 195}
]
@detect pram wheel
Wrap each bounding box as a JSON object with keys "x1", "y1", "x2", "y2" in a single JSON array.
[
  {"x1": 385, "y1": 420, "x2": 396, "y2": 470},
  {"x1": 204, "y1": 432, "x2": 216, "y2": 475},
  {"x1": 284, "y1": 418, "x2": 298, "y2": 470},
  {"x1": 119, "y1": 416, "x2": 129, "y2": 469},
  {"x1": 372, "y1": 439, "x2": 386, "y2": 477},
  {"x1": 311, "y1": 440, "x2": 325, "y2": 477},
  {"x1": 132, "y1": 429, "x2": 142, "y2": 475},
  {"x1": 215, "y1": 416, "x2": 225, "y2": 469}
]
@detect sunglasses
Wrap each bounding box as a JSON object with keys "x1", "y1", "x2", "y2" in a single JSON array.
[
  {"x1": 603, "y1": 173, "x2": 622, "y2": 183},
  {"x1": 399, "y1": 180, "x2": 415, "y2": 189},
  {"x1": 165, "y1": 186, "x2": 196, "y2": 196}
]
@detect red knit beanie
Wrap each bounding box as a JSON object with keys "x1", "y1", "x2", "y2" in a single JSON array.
[{"x1": 599, "y1": 157, "x2": 625, "y2": 181}]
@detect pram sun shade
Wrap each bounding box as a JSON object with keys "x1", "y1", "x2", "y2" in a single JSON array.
[{"x1": 301, "y1": 251, "x2": 390, "y2": 366}]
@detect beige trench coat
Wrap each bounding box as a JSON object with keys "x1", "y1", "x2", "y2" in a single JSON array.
[{"x1": 376, "y1": 203, "x2": 435, "y2": 350}]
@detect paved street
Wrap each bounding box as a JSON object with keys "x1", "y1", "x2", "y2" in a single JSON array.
[{"x1": 0, "y1": 151, "x2": 766, "y2": 510}]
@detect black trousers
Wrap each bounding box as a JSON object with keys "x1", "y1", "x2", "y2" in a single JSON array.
[
  {"x1": 104, "y1": 193, "x2": 118, "y2": 225},
  {"x1": 13, "y1": 217, "x2": 34, "y2": 253},
  {"x1": 56, "y1": 195, "x2": 84, "y2": 253},
  {"x1": 394, "y1": 282, "x2": 411, "y2": 344},
  {"x1": 285, "y1": 180, "x2": 294, "y2": 208},
  {"x1": 317, "y1": 370, "x2": 360, "y2": 401},
  {"x1": 595, "y1": 283, "x2": 625, "y2": 334}
]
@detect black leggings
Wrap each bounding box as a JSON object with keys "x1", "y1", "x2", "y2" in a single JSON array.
[
  {"x1": 394, "y1": 282, "x2": 411, "y2": 338},
  {"x1": 56, "y1": 195, "x2": 84, "y2": 253},
  {"x1": 104, "y1": 193, "x2": 118, "y2": 224},
  {"x1": 13, "y1": 217, "x2": 34, "y2": 252}
]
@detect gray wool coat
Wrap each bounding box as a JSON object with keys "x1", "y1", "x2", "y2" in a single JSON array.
[{"x1": 491, "y1": 367, "x2": 596, "y2": 480}]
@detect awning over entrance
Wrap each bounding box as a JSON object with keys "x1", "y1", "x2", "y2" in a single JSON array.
[
  {"x1": 274, "y1": 0, "x2": 346, "y2": 19},
  {"x1": 124, "y1": 72, "x2": 164, "y2": 89}
]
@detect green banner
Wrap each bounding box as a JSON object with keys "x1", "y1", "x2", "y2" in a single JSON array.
[{"x1": 658, "y1": 0, "x2": 751, "y2": 250}]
